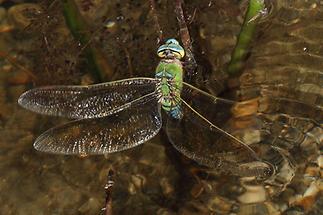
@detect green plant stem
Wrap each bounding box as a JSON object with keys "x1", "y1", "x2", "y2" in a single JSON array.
[
  {"x1": 227, "y1": 0, "x2": 265, "y2": 75},
  {"x1": 62, "y1": 0, "x2": 113, "y2": 82}
]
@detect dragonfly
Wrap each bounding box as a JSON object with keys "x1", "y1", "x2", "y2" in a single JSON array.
[{"x1": 18, "y1": 39, "x2": 272, "y2": 177}]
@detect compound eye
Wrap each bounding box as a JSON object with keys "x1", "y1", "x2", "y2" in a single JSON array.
[
  {"x1": 167, "y1": 44, "x2": 185, "y2": 59},
  {"x1": 157, "y1": 44, "x2": 168, "y2": 58},
  {"x1": 157, "y1": 39, "x2": 185, "y2": 59},
  {"x1": 165, "y1": 38, "x2": 179, "y2": 45},
  {"x1": 172, "y1": 49, "x2": 185, "y2": 59},
  {"x1": 157, "y1": 50, "x2": 166, "y2": 58}
]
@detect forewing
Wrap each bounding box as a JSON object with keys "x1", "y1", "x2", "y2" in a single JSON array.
[
  {"x1": 34, "y1": 92, "x2": 162, "y2": 155},
  {"x1": 167, "y1": 83, "x2": 272, "y2": 177},
  {"x1": 18, "y1": 77, "x2": 157, "y2": 119}
]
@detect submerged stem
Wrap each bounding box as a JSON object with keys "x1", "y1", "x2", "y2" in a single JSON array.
[
  {"x1": 62, "y1": 0, "x2": 113, "y2": 82},
  {"x1": 227, "y1": 0, "x2": 265, "y2": 75}
]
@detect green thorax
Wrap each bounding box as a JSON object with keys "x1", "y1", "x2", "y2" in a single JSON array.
[{"x1": 155, "y1": 59, "x2": 183, "y2": 110}]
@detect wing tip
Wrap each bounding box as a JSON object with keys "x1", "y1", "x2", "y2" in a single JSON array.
[
  {"x1": 33, "y1": 133, "x2": 48, "y2": 152},
  {"x1": 33, "y1": 132, "x2": 64, "y2": 154},
  {"x1": 17, "y1": 90, "x2": 30, "y2": 107},
  {"x1": 18, "y1": 88, "x2": 39, "y2": 110}
]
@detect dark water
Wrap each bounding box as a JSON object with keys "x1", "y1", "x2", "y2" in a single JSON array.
[{"x1": 0, "y1": 0, "x2": 322, "y2": 214}]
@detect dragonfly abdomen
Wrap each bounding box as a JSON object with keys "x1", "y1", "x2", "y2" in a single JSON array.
[{"x1": 168, "y1": 105, "x2": 183, "y2": 119}]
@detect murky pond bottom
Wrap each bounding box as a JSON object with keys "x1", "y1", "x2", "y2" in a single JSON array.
[{"x1": 0, "y1": 0, "x2": 322, "y2": 214}]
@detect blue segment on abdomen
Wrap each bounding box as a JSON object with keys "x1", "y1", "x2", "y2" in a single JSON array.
[{"x1": 168, "y1": 105, "x2": 183, "y2": 119}]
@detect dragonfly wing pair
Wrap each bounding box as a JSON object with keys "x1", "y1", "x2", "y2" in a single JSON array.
[
  {"x1": 19, "y1": 77, "x2": 273, "y2": 177},
  {"x1": 19, "y1": 78, "x2": 162, "y2": 155}
]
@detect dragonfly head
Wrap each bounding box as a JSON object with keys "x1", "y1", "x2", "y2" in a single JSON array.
[{"x1": 157, "y1": 38, "x2": 185, "y2": 60}]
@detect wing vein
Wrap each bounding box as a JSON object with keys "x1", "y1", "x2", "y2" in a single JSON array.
[{"x1": 180, "y1": 98, "x2": 260, "y2": 160}]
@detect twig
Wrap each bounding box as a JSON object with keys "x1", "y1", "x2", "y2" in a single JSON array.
[
  {"x1": 123, "y1": 46, "x2": 133, "y2": 77},
  {"x1": 116, "y1": 36, "x2": 134, "y2": 77},
  {"x1": 0, "y1": 51, "x2": 37, "y2": 81},
  {"x1": 101, "y1": 169, "x2": 114, "y2": 215},
  {"x1": 149, "y1": 0, "x2": 163, "y2": 44},
  {"x1": 174, "y1": 0, "x2": 197, "y2": 74}
]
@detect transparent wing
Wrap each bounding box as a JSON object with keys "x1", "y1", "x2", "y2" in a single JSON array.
[
  {"x1": 18, "y1": 77, "x2": 157, "y2": 119},
  {"x1": 166, "y1": 83, "x2": 273, "y2": 177},
  {"x1": 182, "y1": 82, "x2": 237, "y2": 106},
  {"x1": 34, "y1": 92, "x2": 162, "y2": 155}
]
